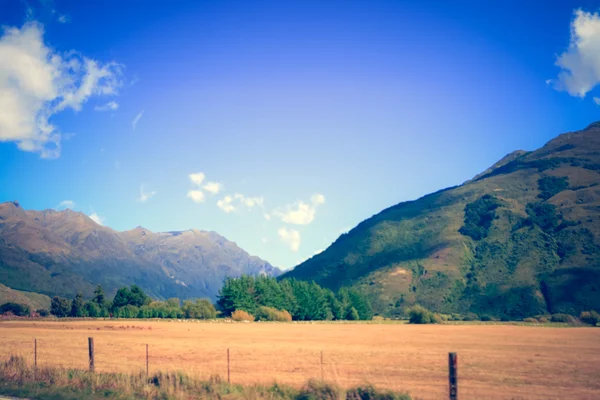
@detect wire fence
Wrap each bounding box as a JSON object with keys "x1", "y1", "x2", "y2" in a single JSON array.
[
  {"x1": 2, "y1": 319, "x2": 600, "y2": 400},
  {"x1": 0, "y1": 333, "x2": 452, "y2": 397}
]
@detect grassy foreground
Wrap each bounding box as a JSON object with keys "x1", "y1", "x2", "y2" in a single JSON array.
[{"x1": 0, "y1": 355, "x2": 412, "y2": 400}]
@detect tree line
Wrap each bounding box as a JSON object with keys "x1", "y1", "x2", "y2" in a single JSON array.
[
  {"x1": 2, "y1": 276, "x2": 373, "y2": 321},
  {"x1": 217, "y1": 276, "x2": 373, "y2": 320},
  {"x1": 49, "y1": 285, "x2": 216, "y2": 319}
]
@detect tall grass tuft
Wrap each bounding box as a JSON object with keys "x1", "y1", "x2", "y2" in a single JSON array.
[
  {"x1": 0, "y1": 355, "x2": 414, "y2": 399},
  {"x1": 231, "y1": 309, "x2": 255, "y2": 322}
]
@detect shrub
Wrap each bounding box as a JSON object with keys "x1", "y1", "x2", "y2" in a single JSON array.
[
  {"x1": 231, "y1": 310, "x2": 255, "y2": 322},
  {"x1": 550, "y1": 313, "x2": 571, "y2": 323},
  {"x1": 36, "y1": 309, "x2": 49, "y2": 317},
  {"x1": 551, "y1": 313, "x2": 581, "y2": 325},
  {"x1": 408, "y1": 305, "x2": 441, "y2": 324},
  {"x1": 459, "y1": 195, "x2": 501, "y2": 240},
  {"x1": 480, "y1": 315, "x2": 492, "y2": 322},
  {"x1": 255, "y1": 306, "x2": 292, "y2": 322},
  {"x1": 298, "y1": 379, "x2": 341, "y2": 400},
  {"x1": 538, "y1": 317, "x2": 549, "y2": 323},
  {"x1": 182, "y1": 299, "x2": 217, "y2": 319},
  {"x1": 0, "y1": 302, "x2": 30, "y2": 316},
  {"x1": 579, "y1": 310, "x2": 600, "y2": 326},
  {"x1": 538, "y1": 176, "x2": 569, "y2": 201},
  {"x1": 346, "y1": 385, "x2": 412, "y2": 400},
  {"x1": 462, "y1": 313, "x2": 479, "y2": 321},
  {"x1": 523, "y1": 317, "x2": 538, "y2": 323}
]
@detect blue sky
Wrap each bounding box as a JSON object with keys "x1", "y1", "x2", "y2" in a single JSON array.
[{"x1": 1, "y1": 0, "x2": 599, "y2": 269}]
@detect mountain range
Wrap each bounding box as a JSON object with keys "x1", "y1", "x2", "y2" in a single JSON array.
[
  {"x1": 284, "y1": 122, "x2": 600, "y2": 318},
  {"x1": 2, "y1": 123, "x2": 599, "y2": 319},
  {"x1": 0, "y1": 203, "x2": 279, "y2": 301}
]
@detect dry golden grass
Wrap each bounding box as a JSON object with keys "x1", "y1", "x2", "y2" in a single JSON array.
[{"x1": 0, "y1": 320, "x2": 599, "y2": 400}]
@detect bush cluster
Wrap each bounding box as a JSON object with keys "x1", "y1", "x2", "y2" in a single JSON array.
[
  {"x1": 231, "y1": 310, "x2": 255, "y2": 322},
  {"x1": 459, "y1": 195, "x2": 501, "y2": 240},
  {"x1": 579, "y1": 310, "x2": 600, "y2": 326},
  {"x1": 218, "y1": 275, "x2": 373, "y2": 321},
  {"x1": 255, "y1": 306, "x2": 292, "y2": 322},
  {"x1": 408, "y1": 305, "x2": 442, "y2": 324},
  {"x1": 49, "y1": 285, "x2": 216, "y2": 320},
  {"x1": 0, "y1": 302, "x2": 30, "y2": 316}
]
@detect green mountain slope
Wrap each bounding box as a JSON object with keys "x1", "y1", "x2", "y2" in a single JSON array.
[
  {"x1": 0, "y1": 204, "x2": 279, "y2": 301},
  {"x1": 283, "y1": 123, "x2": 600, "y2": 318},
  {"x1": 0, "y1": 283, "x2": 51, "y2": 311}
]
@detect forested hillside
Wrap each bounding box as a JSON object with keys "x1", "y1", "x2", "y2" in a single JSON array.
[{"x1": 284, "y1": 123, "x2": 600, "y2": 319}]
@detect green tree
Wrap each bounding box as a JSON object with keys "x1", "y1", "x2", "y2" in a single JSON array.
[
  {"x1": 325, "y1": 289, "x2": 344, "y2": 320},
  {"x1": 50, "y1": 297, "x2": 71, "y2": 318},
  {"x1": 217, "y1": 275, "x2": 258, "y2": 316},
  {"x1": 346, "y1": 306, "x2": 360, "y2": 321},
  {"x1": 84, "y1": 301, "x2": 101, "y2": 317},
  {"x1": 70, "y1": 293, "x2": 86, "y2": 317},
  {"x1": 348, "y1": 289, "x2": 373, "y2": 320},
  {"x1": 129, "y1": 285, "x2": 149, "y2": 307},
  {"x1": 93, "y1": 285, "x2": 106, "y2": 307}
]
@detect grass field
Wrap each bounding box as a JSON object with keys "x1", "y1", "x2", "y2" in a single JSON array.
[{"x1": 0, "y1": 320, "x2": 598, "y2": 400}]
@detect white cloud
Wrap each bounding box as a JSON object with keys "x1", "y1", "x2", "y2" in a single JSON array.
[
  {"x1": 89, "y1": 212, "x2": 105, "y2": 226},
  {"x1": 139, "y1": 185, "x2": 156, "y2": 203},
  {"x1": 0, "y1": 22, "x2": 123, "y2": 157},
  {"x1": 272, "y1": 194, "x2": 326, "y2": 225},
  {"x1": 132, "y1": 110, "x2": 144, "y2": 130},
  {"x1": 56, "y1": 200, "x2": 75, "y2": 210},
  {"x1": 94, "y1": 100, "x2": 118, "y2": 111},
  {"x1": 234, "y1": 193, "x2": 264, "y2": 208},
  {"x1": 217, "y1": 195, "x2": 235, "y2": 213},
  {"x1": 261, "y1": 237, "x2": 269, "y2": 244},
  {"x1": 57, "y1": 15, "x2": 69, "y2": 24},
  {"x1": 187, "y1": 190, "x2": 205, "y2": 204},
  {"x1": 278, "y1": 227, "x2": 301, "y2": 252},
  {"x1": 594, "y1": 97, "x2": 600, "y2": 105},
  {"x1": 189, "y1": 172, "x2": 206, "y2": 186},
  {"x1": 216, "y1": 193, "x2": 264, "y2": 213},
  {"x1": 203, "y1": 181, "x2": 223, "y2": 195},
  {"x1": 551, "y1": 9, "x2": 600, "y2": 97}
]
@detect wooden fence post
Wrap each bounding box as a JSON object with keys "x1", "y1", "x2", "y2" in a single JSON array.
[
  {"x1": 88, "y1": 337, "x2": 95, "y2": 372},
  {"x1": 227, "y1": 348, "x2": 230, "y2": 384},
  {"x1": 146, "y1": 344, "x2": 149, "y2": 376},
  {"x1": 33, "y1": 338, "x2": 37, "y2": 379},
  {"x1": 320, "y1": 351, "x2": 324, "y2": 381},
  {"x1": 449, "y1": 352, "x2": 457, "y2": 400}
]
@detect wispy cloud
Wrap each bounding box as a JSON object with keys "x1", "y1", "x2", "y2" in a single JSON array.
[
  {"x1": 55, "y1": 200, "x2": 75, "y2": 210},
  {"x1": 139, "y1": 185, "x2": 156, "y2": 203},
  {"x1": 132, "y1": 110, "x2": 144, "y2": 130},
  {"x1": 594, "y1": 97, "x2": 600, "y2": 105},
  {"x1": 0, "y1": 22, "x2": 123, "y2": 158},
  {"x1": 57, "y1": 15, "x2": 69, "y2": 23},
  {"x1": 217, "y1": 195, "x2": 235, "y2": 213},
  {"x1": 272, "y1": 194, "x2": 325, "y2": 225},
  {"x1": 216, "y1": 193, "x2": 264, "y2": 213},
  {"x1": 94, "y1": 101, "x2": 119, "y2": 112},
  {"x1": 89, "y1": 212, "x2": 105, "y2": 226},
  {"x1": 203, "y1": 181, "x2": 223, "y2": 195},
  {"x1": 278, "y1": 227, "x2": 301, "y2": 252},
  {"x1": 550, "y1": 9, "x2": 600, "y2": 98}
]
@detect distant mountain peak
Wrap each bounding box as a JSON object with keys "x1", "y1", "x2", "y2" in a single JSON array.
[
  {"x1": 584, "y1": 120, "x2": 600, "y2": 130},
  {"x1": 0, "y1": 203, "x2": 280, "y2": 301}
]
